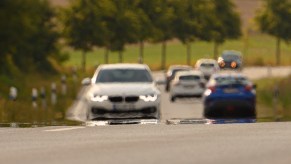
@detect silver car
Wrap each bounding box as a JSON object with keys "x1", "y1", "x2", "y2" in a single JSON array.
[
  {"x1": 218, "y1": 50, "x2": 243, "y2": 70},
  {"x1": 195, "y1": 59, "x2": 220, "y2": 80},
  {"x1": 83, "y1": 64, "x2": 161, "y2": 121},
  {"x1": 170, "y1": 71, "x2": 206, "y2": 102}
]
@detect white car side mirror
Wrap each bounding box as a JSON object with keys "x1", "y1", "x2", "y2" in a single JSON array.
[{"x1": 81, "y1": 78, "x2": 91, "y2": 86}]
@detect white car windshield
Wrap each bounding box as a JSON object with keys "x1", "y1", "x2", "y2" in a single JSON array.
[
  {"x1": 200, "y1": 63, "x2": 215, "y2": 68},
  {"x1": 95, "y1": 69, "x2": 153, "y2": 83},
  {"x1": 222, "y1": 54, "x2": 241, "y2": 60}
]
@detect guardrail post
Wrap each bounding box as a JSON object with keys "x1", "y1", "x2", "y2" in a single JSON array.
[
  {"x1": 72, "y1": 66, "x2": 78, "y2": 84},
  {"x1": 32, "y1": 88, "x2": 38, "y2": 109},
  {"x1": 61, "y1": 75, "x2": 67, "y2": 96},
  {"x1": 273, "y1": 84, "x2": 280, "y2": 121},
  {"x1": 9, "y1": 87, "x2": 17, "y2": 101},
  {"x1": 51, "y1": 82, "x2": 57, "y2": 106},
  {"x1": 40, "y1": 87, "x2": 47, "y2": 109}
]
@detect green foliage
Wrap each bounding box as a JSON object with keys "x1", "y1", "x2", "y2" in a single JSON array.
[
  {"x1": 210, "y1": 0, "x2": 242, "y2": 43},
  {"x1": 0, "y1": 72, "x2": 82, "y2": 123},
  {"x1": 64, "y1": 34, "x2": 291, "y2": 69},
  {"x1": 256, "y1": 0, "x2": 291, "y2": 42},
  {"x1": 61, "y1": 0, "x2": 115, "y2": 70},
  {"x1": 106, "y1": 0, "x2": 141, "y2": 52},
  {"x1": 0, "y1": 0, "x2": 62, "y2": 73},
  {"x1": 60, "y1": 0, "x2": 244, "y2": 69},
  {"x1": 62, "y1": 0, "x2": 113, "y2": 51},
  {"x1": 146, "y1": 0, "x2": 175, "y2": 42},
  {"x1": 203, "y1": 0, "x2": 242, "y2": 58},
  {"x1": 172, "y1": 0, "x2": 209, "y2": 44},
  {"x1": 255, "y1": 0, "x2": 291, "y2": 65},
  {"x1": 255, "y1": 75, "x2": 291, "y2": 119},
  {"x1": 134, "y1": 0, "x2": 155, "y2": 42}
]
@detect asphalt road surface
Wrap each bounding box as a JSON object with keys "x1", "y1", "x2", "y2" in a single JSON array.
[
  {"x1": 1, "y1": 123, "x2": 291, "y2": 164},
  {"x1": 1, "y1": 66, "x2": 291, "y2": 164}
]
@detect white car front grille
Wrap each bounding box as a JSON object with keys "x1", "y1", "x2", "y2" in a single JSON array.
[{"x1": 108, "y1": 96, "x2": 139, "y2": 103}]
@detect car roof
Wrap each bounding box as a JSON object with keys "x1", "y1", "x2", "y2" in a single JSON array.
[
  {"x1": 168, "y1": 65, "x2": 192, "y2": 70},
  {"x1": 98, "y1": 63, "x2": 150, "y2": 70},
  {"x1": 196, "y1": 58, "x2": 217, "y2": 63},
  {"x1": 175, "y1": 70, "x2": 203, "y2": 77},
  {"x1": 222, "y1": 50, "x2": 242, "y2": 56}
]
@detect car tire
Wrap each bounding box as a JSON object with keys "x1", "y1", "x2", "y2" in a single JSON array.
[
  {"x1": 170, "y1": 96, "x2": 176, "y2": 102},
  {"x1": 165, "y1": 85, "x2": 169, "y2": 92},
  {"x1": 155, "y1": 109, "x2": 161, "y2": 121},
  {"x1": 86, "y1": 113, "x2": 89, "y2": 121},
  {"x1": 86, "y1": 110, "x2": 91, "y2": 121}
]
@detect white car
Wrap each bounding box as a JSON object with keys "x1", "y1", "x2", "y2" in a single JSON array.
[
  {"x1": 170, "y1": 71, "x2": 206, "y2": 102},
  {"x1": 83, "y1": 64, "x2": 161, "y2": 120},
  {"x1": 195, "y1": 59, "x2": 220, "y2": 80}
]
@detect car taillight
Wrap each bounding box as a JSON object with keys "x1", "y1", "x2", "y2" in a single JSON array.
[
  {"x1": 245, "y1": 85, "x2": 252, "y2": 92},
  {"x1": 219, "y1": 61, "x2": 225, "y2": 67},
  {"x1": 231, "y1": 61, "x2": 237, "y2": 68},
  {"x1": 208, "y1": 86, "x2": 216, "y2": 92}
]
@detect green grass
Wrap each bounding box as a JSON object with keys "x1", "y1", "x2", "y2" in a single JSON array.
[
  {"x1": 63, "y1": 34, "x2": 291, "y2": 70},
  {"x1": 255, "y1": 75, "x2": 291, "y2": 120},
  {"x1": 0, "y1": 72, "x2": 81, "y2": 123}
]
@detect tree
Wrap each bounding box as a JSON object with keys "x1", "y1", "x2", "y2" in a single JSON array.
[
  {"x1": 0, "y1": 0, "x2": 61, "y2": 74},
  {"x1": 106, "y1": 0, "x2": 140, "y2": 63},
  {"x1": 62, "y1": 0, "x2": 112, "y2": 71},
  {"x1": 145, "y1": 0, "x2": 175, "y2": 69},
  {"x1": 172, "y1": 0, "x2": 210, "y2": 65},
  {"x1": 255, "y1": 0, "x2": 291, "y2": 65},
  {"x1": 208, "y1": 0, "x2": 242, "y2": 59},
  {"x1": 135, "y1": 0, "x2": 156, "y2": 64}
]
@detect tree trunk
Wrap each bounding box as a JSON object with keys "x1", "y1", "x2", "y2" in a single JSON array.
[
  {"x1": 82, "y1": 51, "x2": 86, "y2": 72},
  {"x1": 104, "y1": 48, "x2": 109, "y2": 64},
  {"x1": 118, "y1": 51, "x2": 123, "y2": 63},
  {"x1": 139, "y1": 41, "x2": 144, "y2": 64},
  {"x1": 213, "y1": 42, "x2": 219, "y2": 59},
  {"x1": 276, "y1": 37, "x2": 281, "y2": 66},
  {"x1": 243, "y1": 29, "x2": 249, "y2": 65},
  {"x1": 186, "y1": 42, "x2": 191, "y2": 65},
  {"x1": 161, "y1": 41, "x2": 167, "y2": 70}
]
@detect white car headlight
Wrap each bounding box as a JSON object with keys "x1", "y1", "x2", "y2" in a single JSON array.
[
  {"x1": 90, "y1": 94, "x2": 108, "y2": 102},
  {"x1": 139, "y1": 94, "x2": 158, "y2": 102}
]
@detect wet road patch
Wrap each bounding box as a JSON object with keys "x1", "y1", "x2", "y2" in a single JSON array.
[
  {"x1": 85, "y1": 119, "x2": 159, "y2": 126},
  {"x1": 166, "y1": 118, "x2": 256, "y2": 125}
]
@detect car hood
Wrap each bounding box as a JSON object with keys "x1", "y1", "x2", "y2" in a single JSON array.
[{"x1": 87, "y1": 83, "x2": 160, "y2": 97}]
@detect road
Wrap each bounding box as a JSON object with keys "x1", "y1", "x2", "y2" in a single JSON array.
[
  {"x1": 1, "y1": 66, "x2": 291, "y2": 164},
  {"x1": 1, "y1": 123, "x2": 291, "y2": 164}
]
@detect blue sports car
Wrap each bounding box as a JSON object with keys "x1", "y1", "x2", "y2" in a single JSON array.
[{"x1": 203, "y1": 72, "x2": 256, "y2": 119}]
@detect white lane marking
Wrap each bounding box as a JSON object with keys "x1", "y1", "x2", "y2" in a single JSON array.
[{"x1": 44, "y1": 127, "x2": 85, "y2": 132}]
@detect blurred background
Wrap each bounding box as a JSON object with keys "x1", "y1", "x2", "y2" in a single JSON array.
[{"x1": 0, "y1": 0, "x2": 290, "y2": 124}]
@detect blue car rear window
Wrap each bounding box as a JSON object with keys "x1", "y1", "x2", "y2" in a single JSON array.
[{"x1": 215, "y1": 76, "x2": 248, "y2": 86}]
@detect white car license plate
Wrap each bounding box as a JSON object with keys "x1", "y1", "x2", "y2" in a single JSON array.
[
  {"x1": 113, "y1": 104, "x2": 135, "y2": 110},
  {"x1": 184, "y1": 85, "x2": 195, "y2": 88}
]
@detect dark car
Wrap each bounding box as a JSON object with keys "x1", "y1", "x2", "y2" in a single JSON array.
[
  {"x1": 217, "y1": 50, "x2": 243, "y2": 70},
  {"x1": 203, "y1": 72, "x2": 256, "y2": 119},
  {"x1": 165, "y1": 65, "x2": 192, "y2": 92}
]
